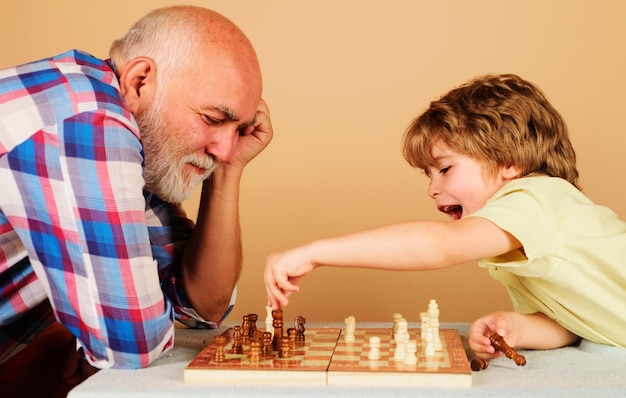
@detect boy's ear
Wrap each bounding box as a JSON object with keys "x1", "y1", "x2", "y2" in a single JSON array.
[
  {"x1": 118, "y1": 57, "x2": 158, "y2": 115},
  {"x1": 502, "y1": 164, "x2": 521, "y2": 180}
]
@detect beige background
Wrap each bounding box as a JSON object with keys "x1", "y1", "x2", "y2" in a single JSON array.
[{"x1": 2, "y1": 1, "x2": 624, "y2": 324}]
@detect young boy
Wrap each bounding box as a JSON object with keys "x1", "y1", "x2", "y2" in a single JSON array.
[{"x1": 264, "y1": 74, "x2": 626, "y2": 362}]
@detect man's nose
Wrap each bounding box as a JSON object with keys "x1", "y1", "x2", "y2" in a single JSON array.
[{"x1": 206, "y1": 128, "x2": 238, "y2": 162}]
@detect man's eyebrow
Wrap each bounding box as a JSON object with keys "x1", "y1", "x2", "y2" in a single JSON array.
[
  {"x1": 214, "y1": 105, "x2": 256, "y2": 127},
  {"x1": 214, "y1": 105, "x2": 239, "y2": 122}
]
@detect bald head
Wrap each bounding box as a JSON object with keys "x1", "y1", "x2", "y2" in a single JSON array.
[{"x1": 110, "y1": 5, "x2": 261, "y2": 90}]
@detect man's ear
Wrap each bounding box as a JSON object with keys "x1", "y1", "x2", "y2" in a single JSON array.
[{"x1": 118, "y1": 57, "x2": 158, "y2": 115}]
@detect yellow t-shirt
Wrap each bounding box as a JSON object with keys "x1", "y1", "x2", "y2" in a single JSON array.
[{"x1": 469, "y1": 175, "x2": 626, "y2": 347}]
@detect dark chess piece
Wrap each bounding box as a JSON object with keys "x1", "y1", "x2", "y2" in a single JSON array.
[
  {"x1": 471, "y1": 331, "x2": 526, "y2": 371},
  {"x1": 248, "y1": 313, "x2": 258, "y2": 338},
  {"x1": 249, "y1": 341, "x2": 262, "y2": 363},
  {"x1": 272, "y1": 308, "x2": 284, "y2": 351},
  {"x1": 295, "y1": 315, "x2": 306, "y2": 345},
  {"x1": 232, "y1": 325, "x2": 243, "y2": 354},
  {"x1": 213, "y1": 335, "x2": 227, "y2": 363},
  {"x1": 489, "y1": 332, "x2": 526, "y2": 366}
]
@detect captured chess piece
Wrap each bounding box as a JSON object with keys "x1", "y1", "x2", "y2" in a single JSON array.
[
  {"x1": 489, "y1": 332, "x2": 526, "y2": 366},
  {"x1": 470, "y1": 356, "x2": 489, "y2": 371},
  {"x1": 471, "y1": 331, "x2": 526, "y2": 371}
]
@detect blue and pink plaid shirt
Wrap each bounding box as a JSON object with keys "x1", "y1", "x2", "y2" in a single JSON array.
[{"x1": 0, "y1": 50, "x2": 234, "y2": 368}]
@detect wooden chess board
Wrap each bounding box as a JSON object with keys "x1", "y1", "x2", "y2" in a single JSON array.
[{"x1": 184, "y1": 327, "x2": 472, "y2": 387}]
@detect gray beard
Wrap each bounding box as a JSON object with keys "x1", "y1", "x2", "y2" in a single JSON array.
[{"x1": 137, "y1": 100, "x2": 218, "y2": 203}]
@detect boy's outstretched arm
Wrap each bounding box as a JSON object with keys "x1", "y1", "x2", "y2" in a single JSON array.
[
  {"x1": 264, "y1": 217, "x2": 521, "y2": 308},
  {"x1": 469, "y1": 311, "x2": 580, "y2": 360}
]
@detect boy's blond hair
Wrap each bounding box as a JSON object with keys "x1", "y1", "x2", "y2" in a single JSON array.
[{"x1": 403, "y1": 74, "x2": 580, "y2": 189}]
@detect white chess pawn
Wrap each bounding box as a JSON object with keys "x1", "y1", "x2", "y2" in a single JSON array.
[
  {"x1": 368, "y1": 336, "x2": 381, "y2": 360},
  {"x1": 404, "y1": 340, "x2": 418, "y2": 365},
  {"x1": 344, "y1": 315, "x2": 356, "y2": 342},
  {"x1": 434, "y1": 330, "x2": 443, "y2": 351},
  {"x1": 393, "y1": 318, "x2": 408, "y2": 342},
  {"x1": 393, "y1": 328, "x2": 409, "y2": 361},
  {"x1": 420, "y1": 312, "x2": 429, "y2": 339},
  {"x1": 392, "y1": 313, "x2": 403, "y2": 335},
  {"x1": 424, "y1": 327, "x2": 436, "y2": 357}
]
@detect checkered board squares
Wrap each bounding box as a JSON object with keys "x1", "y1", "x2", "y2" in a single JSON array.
[
  {"x1": 184, "y1": 328, "x2": 341, "y2": 384},
  {"x1": 184, "y1": 327, "x2": 472, "y2": 387},
  {"x1": 327, "y1": 328, "x2": 471, "y2": 387}
]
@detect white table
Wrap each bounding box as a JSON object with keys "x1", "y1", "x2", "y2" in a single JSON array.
[{"x1": 68, "y1": 322, "x2": 626, "y2": 398}]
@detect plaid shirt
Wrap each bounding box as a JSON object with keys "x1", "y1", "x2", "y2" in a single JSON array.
[{"x1": 0, "y1": 50, "x2": 233, "y2": 368}]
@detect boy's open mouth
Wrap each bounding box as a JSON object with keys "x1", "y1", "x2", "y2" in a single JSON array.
[{"x1": 439, "y1": 205, "x2": 463, "y2": 220}]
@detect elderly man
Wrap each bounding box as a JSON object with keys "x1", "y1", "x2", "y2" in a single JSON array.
[{"x1": 0, "y1": 5, "x2": 272, "y2": 395}]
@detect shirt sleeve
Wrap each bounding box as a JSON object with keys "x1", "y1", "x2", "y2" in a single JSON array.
[{"x1": 7, "y1": 110, "x2": 174, "y2": 369}]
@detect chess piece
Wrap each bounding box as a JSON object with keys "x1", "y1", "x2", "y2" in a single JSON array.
[
  {"x1": 231, "y1": 325, "x2": 243, "y2": 354},
  {"x1": 265, "y1": 306, "x2": 274, "y2": 335},
  {"x1": 488, "y1": 332, "x2": 526, "y2": 366},
  {"x1": 249, "y1": 340, "x2": 262, "y2": 362},
  {"x1": 287, "y1": 328, "x2": 298, "y2": 352},
  {"x1": 368, "y1": 336, "x2": 381, "y2": 360},
  {"x1": 404, "y1": 340, "x2": 418, "y2": 365},
  {"x1": 262, "y1": 332, "x2": 273, "y2": 357},
  {"x1": 470, "y1": 357, "x2": 489, "y2": 371},
  {"x1": 394, "y1": 328, "x2": 409, "y2": 361},
  {"x1": 420, "y1": 312, "x2": 429, "y2": 339},
  {"x1": 248, "y1": 313, "x2": 258, "y2": 338},
  {"x1": 279, "y1": 336, "x2": 291, "y2": 358},
  {"x1": 393, "y1": 318, "x2": 408, "y2": 342},
  {"x1": 241, "y1": 315, "x2": 251, "y2": 344},
  {"x1": 295, "y1": 315, "x2": 306, "y2": 345},
  {"x1": 394, "y1": 339, "x2": 407, "y2": 361},
  {"x1": 470, "y1": 332, "x2": 526, "y2": 371},
  {"x1": 424, "y1": 327, "x2": 436, "y2": 357},
  {"x1": 344, "y1": 315, "x2": 356, "y2": 342},
  {"x1": 392, "y1": 312, "x2": 403, "y2": 336},
  {"x1": 427, "y1": 299, "x2": 442, "y2": 351},
  {"x1": 272, "y1": 308, "x2": 284, "y2": 351},
  {"x1": 213, "y1": 335, "x2": 227, "y2": 363},
  {"x1": 253, "y1": 328, "x2": 264, "y2": 343}
]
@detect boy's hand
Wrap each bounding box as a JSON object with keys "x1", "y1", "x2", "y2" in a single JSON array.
[
  {"x1": 470, "y1": 311, "x2": 579, "y2": 357},
  {"x1": 264, "y1": 245, "x2": 317, "y2": 309},
  {"x1": 469, "y1": 311, "x2": 519, "y2": 360}
]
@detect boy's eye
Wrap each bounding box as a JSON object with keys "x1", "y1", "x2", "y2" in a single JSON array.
[{"x1": 439, "y1": 166, "x2": 451, "y2": 174}]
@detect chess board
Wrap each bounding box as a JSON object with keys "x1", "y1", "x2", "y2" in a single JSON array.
[{"x1": 184, "y1": 327, "x2": 472, "y2": 387}]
